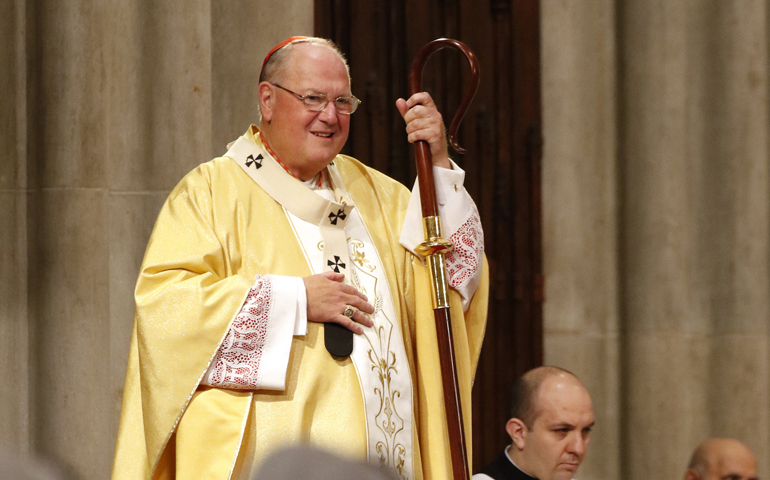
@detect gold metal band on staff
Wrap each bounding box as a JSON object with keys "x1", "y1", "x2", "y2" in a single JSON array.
[{"x1": 414, "y1": 216, "x2": 454, "y2": 309}]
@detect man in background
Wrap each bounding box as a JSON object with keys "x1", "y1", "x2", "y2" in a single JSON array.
[
  {"x1": 474, "y1": 366, "x2": 594, "y2": 480},
  {"x1": 685, "y1": 438, "x2": 757, "y2": 480}
]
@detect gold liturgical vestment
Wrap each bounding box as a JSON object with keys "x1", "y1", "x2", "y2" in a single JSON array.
[{"x1": 112, "y1": 126, "x2": 489, "y2": 480}]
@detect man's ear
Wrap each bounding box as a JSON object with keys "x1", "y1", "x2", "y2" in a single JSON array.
[
  {"x1": 684, "y1": 469, "x2": 701, "y2": 480},
  {"x1": 506, "y1": 418, "x2": 528, "y2": 451},
  {"x1": 258, "y1": 82, "x2": 274, "y2": 122}
]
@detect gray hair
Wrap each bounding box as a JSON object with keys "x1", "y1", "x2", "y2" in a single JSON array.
[{"x1": 258, "y1": 37, "x2": 351, "y2": 121}]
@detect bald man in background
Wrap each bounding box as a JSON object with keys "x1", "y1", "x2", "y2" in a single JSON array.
[
  {"x1": 474, "y1": 366, "x2": 595, "y2": 480},
  {"x1": 685, "y1": 438, "x2": 758, "y2": 480}
]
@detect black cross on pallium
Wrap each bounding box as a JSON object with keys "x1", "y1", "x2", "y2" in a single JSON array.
[
  {"x1": 328, "y1": 255, "x2": 346, "y2": 273},
  {"x1": 328, "y1": 208, "x2": 347, "y2": 225},
  {"x1": 246, "y1": 154, "x2": 263, "y2": 169}
]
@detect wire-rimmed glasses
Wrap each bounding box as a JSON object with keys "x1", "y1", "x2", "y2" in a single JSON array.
[{"x1": 272, "y1": 83, "x2": 361, "y2": 114}]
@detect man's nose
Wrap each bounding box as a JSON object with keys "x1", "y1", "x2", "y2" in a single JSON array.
[
  {"x1": 318, "y1": 101, "x2": 338, "y2": 123},
  {"x1": 567, "y1": 433, "x2": 587, "y2": 456}
]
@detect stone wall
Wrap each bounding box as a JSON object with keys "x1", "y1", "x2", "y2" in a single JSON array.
[{"x1": 542, "y1": 1, "x2": 770, "y2": 478}]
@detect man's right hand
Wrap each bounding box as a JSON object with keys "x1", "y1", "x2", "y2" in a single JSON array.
[{"x1": 303, "y1": 271, "x2": 375, "y2": 334}]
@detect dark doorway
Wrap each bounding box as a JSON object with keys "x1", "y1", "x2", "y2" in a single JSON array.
[{"x1": 315, "y1": 0, "x2": 543, "y2": 471}]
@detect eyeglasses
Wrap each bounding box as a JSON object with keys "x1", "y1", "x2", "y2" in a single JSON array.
[{"x1": 272, "y1": 83, "x2": 361, "y2": 114}]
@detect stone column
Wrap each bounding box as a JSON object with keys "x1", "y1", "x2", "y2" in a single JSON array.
[
  {"x1": 619, "y1": 2, "x2": 710, "y2": 477},
  {"x1": 620, "y1": 1, "x2": 769, "y2": 477},
  {"x1": 543, "y1": 0, "x2": 770, "y2": 478},
  {"x1": 540, "y1": 1, "x2": 620, "y2": 479},
  {"x1": 0, "y1": 0, "x2": 31, "y2": 456}
]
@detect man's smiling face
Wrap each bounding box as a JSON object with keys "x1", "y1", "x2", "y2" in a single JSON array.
[{"x1": 260, "y1": 43, "x2": 351, "y2": 181}]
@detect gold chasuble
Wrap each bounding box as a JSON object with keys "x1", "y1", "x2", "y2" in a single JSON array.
[{"x1": 112, "y1": 126, "x2": 489, "y2": 480}]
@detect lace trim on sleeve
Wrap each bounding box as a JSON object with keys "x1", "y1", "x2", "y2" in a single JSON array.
[
  {"x1": 206, "y1": 275, "x2": 272, "y2": 389},
  {"x1": 446, "y1": 204, "x2": 484, "y2": 290}
]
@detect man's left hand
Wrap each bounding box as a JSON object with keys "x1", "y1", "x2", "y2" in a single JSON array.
[{"x1": 396, "y1": 92, "x2": 451, "y2": 169}]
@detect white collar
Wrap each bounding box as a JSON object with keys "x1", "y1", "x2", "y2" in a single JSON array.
[{"x1": 505, "y1": 445, "x2": 537, "y2": 479}]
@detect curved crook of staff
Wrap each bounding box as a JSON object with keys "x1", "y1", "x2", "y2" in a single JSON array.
[{"x1": 408, "y1": 38, "x2": 480, "y2": 480}]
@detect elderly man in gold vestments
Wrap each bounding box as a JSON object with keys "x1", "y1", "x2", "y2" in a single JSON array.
[{"x1": 112, "y1": 37, "x2": 488, "y2": 480}]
